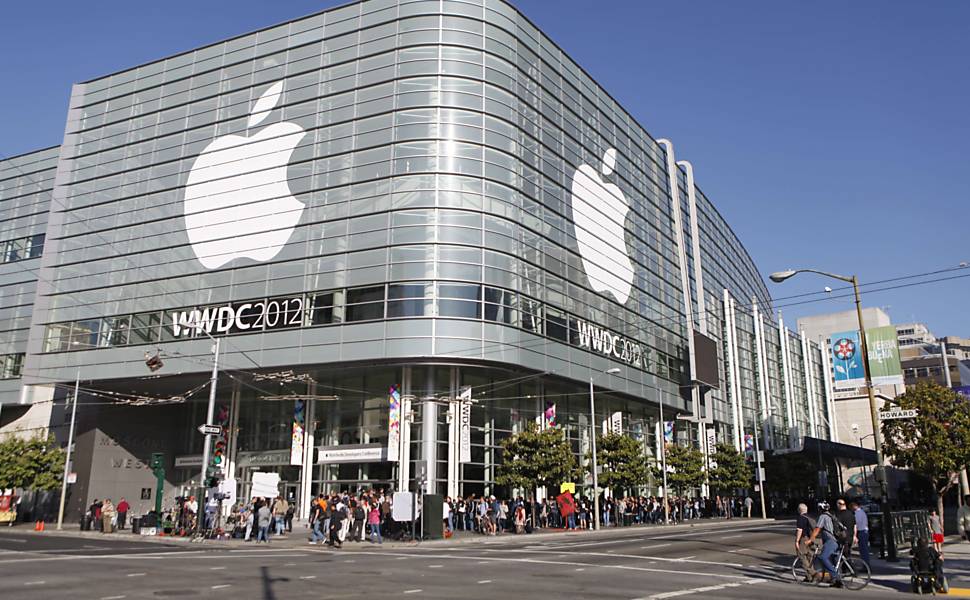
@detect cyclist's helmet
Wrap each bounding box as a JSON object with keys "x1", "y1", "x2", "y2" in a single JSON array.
[{"x1": 818, "y1": 501, "x2": 830, "y2": 511}]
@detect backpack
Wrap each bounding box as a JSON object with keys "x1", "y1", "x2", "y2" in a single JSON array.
[{"x1": 827, "y1": 512, "x2": 848, "y2": 543}]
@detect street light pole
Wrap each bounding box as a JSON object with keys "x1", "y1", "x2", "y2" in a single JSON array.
[
  {"x1": 659, "y1": 396, "x2": 670, "y2": 525},
  {"x1": 770, "y1": 268, "x2": 897, "y2": 560},
  {"x1": 56, "y1": 369, "x2": 80, "y2": 530},
  {"x1": 588, "y1": 368, "x2": 620, "y2": 531},
  {"x1": 589, "y1": 376, "x2": 601, "y2": 531},
  {"x1": 195, "y1": 336, "x2": 220, "y2": 539}
]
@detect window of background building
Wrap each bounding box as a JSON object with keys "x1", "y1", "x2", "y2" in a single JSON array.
[{"x1": 345, "y1": 285, "x2": 385, "y2": 322}]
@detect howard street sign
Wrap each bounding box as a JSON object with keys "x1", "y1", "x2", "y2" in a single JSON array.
[{"x1": 878, "y1": 409, "x2": 918, "y2": 421}]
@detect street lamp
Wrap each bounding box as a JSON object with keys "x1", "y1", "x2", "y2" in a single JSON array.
[
  {"x1": 770, "y1": 267, "x2": 897, "y2": 560},
  {"x1": 168, "y1": 324, "x2": 221, "y2": 540},
  {"x1": 589, "y1": 367, "x2": 620, "y2": 531}
]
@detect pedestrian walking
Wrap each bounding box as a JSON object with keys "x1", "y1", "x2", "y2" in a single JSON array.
[
  {"x1": 929, "y1": 509, "x2": 945, "y2": 556},
  {"x1": 794, "y1": 503, "x2": 817, "y2": 582},
  {"x1": 745, "y1": 496, "x2": 753, "y2": 518},
  {"x1": 850, "y1": 500, "x2": 870, "y2": 566},
  {"x1": 958, "y1": 495, "x2": 970, "y2": 543}
]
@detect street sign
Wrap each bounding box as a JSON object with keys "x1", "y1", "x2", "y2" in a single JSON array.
[
  {"x1": 197, "y1": 424, "x2": 222, "y2": 436},
  {"x1": 878, "y1": 409, "x2": 918, "y2": 421}
]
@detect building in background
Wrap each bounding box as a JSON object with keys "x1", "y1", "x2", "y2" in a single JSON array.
[
  {"x1": 895, "y1": 322, "x2": 936, "y2": 349},
  {"x1": 0, "y1": 0, "x2": 834, "y2": 519}
]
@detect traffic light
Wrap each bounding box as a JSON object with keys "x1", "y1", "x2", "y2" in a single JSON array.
[
  {"x1": 205, "y1": 466, "x2": 222, "y2": 489},
  {"x1": 150, "y1": 452, "x2": 165, "y2": 470},
  {"x1": 211, "y1": 438, "x2": 226, "y2": 467}
]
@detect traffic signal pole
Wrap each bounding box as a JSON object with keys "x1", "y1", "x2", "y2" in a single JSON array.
[{"x1": 195, "y1": 337, "x2": 220, "y2": 540}]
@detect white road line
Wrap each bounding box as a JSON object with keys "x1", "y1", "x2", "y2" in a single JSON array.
[
  {"x1": 126, "y1": 572, "x2": 146, "y2": 577},
  {"x1": 727, "y1": 548, "x2": 749, "y2": 553},
  {"x1": 210, "y1": 566, "x2": 226, "y2": 570},
  {"x1": 499, "y1": 548, "x2": 743, "y2": 569},
  {"x1": 640, "y1": 544, "x2": 672, "y2": 550},
  {"x1": 24, "y1": 581, "x2": 46, "y2": 586},
  {"x1": 3, "y1": 538, "x2": 28, "y2": 543},
  {"x1": 1, "y1": 550, "x2": 208, "y2": 564},
  {"x1": 356, "y1": 550, "x2": 750, "y2": 581},
  {"x1": 477, "y1": 580, "x2": 492, "y2": 584},
  {"x1": 428, "y1": 564, "x2": 443, "y2": 568},
  {"x1": 100, "y1": 596, "x2": 126, "y2": 600},
  {"x1": 677, "y1": 556, "x2": 696, "y2": 560},
  {"x1": 721, "y1": 534, "x2": 744, "y2": 539},
  {"x1": 637, "y1": 577, "x2": 767, "y2": 599},
  {"x1": 575, "y1": 568, "x2": 585, "y2": 572},
  {"x1": 211, "y1": 585, "x2": 231, "y2": 590},
  {"x1": 300, "y1": 575, "x2": 316, "y2": 580},
  {"x1": 403, "y1": 589, "x2": 423, "y2": 594}
]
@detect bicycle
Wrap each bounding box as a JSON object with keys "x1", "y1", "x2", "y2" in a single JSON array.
[{"x1": 791, "y1": 542, "x2": 871, "y2": 590}]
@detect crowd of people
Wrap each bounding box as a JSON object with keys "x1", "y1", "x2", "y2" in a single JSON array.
[
  {"x1": 83, "y1": 497, "x2": 130, "y2": 533},
  {"x1": 213, "y1": 489, "x2": 762, "y2": 546}
]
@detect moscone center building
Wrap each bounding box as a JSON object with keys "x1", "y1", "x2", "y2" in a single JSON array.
[{"x1": 0, "y1": 0, "x2": 835, "y2": 518}]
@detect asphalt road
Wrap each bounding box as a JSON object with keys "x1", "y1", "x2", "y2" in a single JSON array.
[{"x1": 0, "y1": 520, "x2": 937, "y2": 599}]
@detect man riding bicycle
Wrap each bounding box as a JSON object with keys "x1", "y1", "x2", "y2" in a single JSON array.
[{"x1": 806, "y1": 501, "x2": 843, "y2": 588}]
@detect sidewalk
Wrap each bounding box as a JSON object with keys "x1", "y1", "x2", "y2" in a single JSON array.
[
  {"x1": 871, "y1": 535, "x2": 970, "y2": 594},
  {"x1": 9, "y1": 516, "x2": 775, "y2": 550}
]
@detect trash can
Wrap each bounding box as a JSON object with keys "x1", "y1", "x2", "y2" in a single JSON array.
[
  {"x1": 131, "y1": 517, "x2": 141, "y2": 535},
  {"x1": 80, "y1": 514, "x2": 91, "y2": 531}
]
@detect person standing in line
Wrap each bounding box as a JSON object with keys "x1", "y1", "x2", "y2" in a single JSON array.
[
  {"x1": 929, "y1": 509, "x2": 945, "y2": 557},
  {"x1": 745, "y1": 496, "x2": 753, "y2": 518},
  {"x1": 958, "y1": 496, "x2": 970, "y2": 543},
  {"x1": 850, "y1": 500, "x2": 870, "y2": 566},
  {"x1": 367, "y1": 500, "x2": 383, "y2": 544},
  {"x1": 794, "y1": 503, "x2": 818, "y2": 583},
  {"x1": 116, "y1": 498, "x2": 130, "y2": 530},
  {"x1": 285, "y1": 496, "x2": 296, "y2": 533},
  {"x1": 272, "y1": 496, "x2": 288, "y2": 536},
  {"x1": 256, "y1": 499, "x2": 272, "y2": 543},
  {"x1": 101, "y1": 499, "x2": 116, "y2": 534},
  {"x1": 244, "y1": 501, "x2": 255, "y2": 541}
]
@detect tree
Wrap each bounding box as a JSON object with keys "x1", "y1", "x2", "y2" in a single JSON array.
[
  {"x1": 0, "y1": 434, "x2": 66, "y2": 491},
  {"x1": 588, "y1": 432, "x2": 650, "y2": 496},
  {"x1": 881, "y1": 382, "x2": 970, "y2": 522},
  {"x1": 496, "y1": 422, "x2": 581, "y2": 507},
  {"x1": 707, "y1": 442, "x2": 753, "y2": 494},
  {"x1": 654, "y1": 444, "x2": 705, "y2": 497}
]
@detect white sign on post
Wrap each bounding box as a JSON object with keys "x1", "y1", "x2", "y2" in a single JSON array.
[
  {"x1": 250, "y1": 472, "x2": 280, "y2": 499},
  {"x1": 391, "y1": 491, "x2": 421, "y2": 522},
  {"x1": 879, "y1": 408, "x2": 918, "y2": 420},
  {"x1": 610, "y1": 411, "x2": 622, "y2": 434}
]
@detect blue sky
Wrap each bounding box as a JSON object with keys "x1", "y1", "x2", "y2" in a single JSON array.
[{"x1": 2, "y1": 0, "x2": 967, "y2": 336}]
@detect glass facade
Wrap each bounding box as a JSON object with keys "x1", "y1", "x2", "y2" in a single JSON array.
[
  {"x1": 2, "y1": 0, "x2": 831, "y2": 509},
  {"x1": 0, "y1": 147, "x2": 58, "y2": 398}
]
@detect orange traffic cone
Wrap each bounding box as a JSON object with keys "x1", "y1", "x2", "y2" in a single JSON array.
[
  {"x1": 38, "y1": 520, "x2": 45, "y2": 531},
  {"x1": 34, "y1": 521, "x2": 40, "y2": 531}
]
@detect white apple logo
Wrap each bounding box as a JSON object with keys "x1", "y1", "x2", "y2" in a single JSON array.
[
  {"x1": 183, "y1": 81, "x2": 306, "y2": 269},
  {"x1": 570, "y1": 148, "x2": 634, "y2": 304}
]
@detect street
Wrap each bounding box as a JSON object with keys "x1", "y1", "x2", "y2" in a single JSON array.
[{"x1": 3, "y1": 519, "x2": 958, "y2": 599}]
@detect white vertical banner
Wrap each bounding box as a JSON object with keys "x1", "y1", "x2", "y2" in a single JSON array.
[
  {"x1": 459, "y1": 401, "x2": 472, "y2": 463},
  {"x1": 706, "y1": 426, "x2": 718, "y2": 469},
  {"x1": 610, "y1": 411, "x2": 622, "y2": 434},
  {"x1": 602, "y1": 418, "x2": 609, "y2": 436}
]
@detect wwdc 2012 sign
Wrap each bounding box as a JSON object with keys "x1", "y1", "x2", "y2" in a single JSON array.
[{"x1": 170, "y1": 297, "x2": 305, "y2": 337}]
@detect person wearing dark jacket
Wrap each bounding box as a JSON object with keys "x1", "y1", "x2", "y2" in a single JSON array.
[{"x1": 835, "y1": 498, "x2": 857, "y2": 555}]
